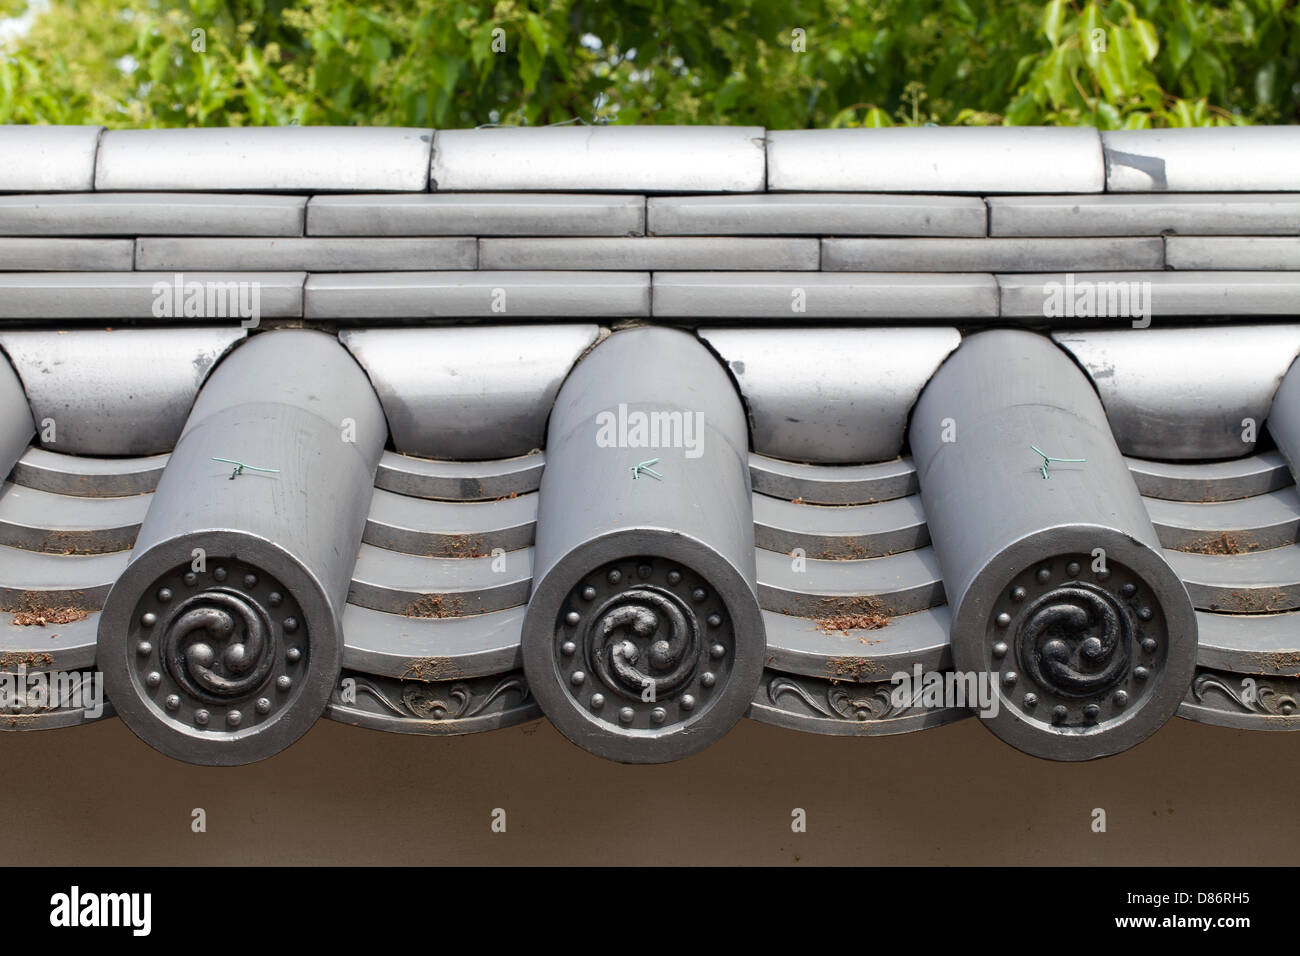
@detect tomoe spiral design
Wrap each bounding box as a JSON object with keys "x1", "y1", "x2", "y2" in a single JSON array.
[
  {"x1": 1017, "y1": 585, "x2": 1132, "y2": 698},
  {"x1": 162, "y1": 589, "x2": 278, "y2": 702},
  {"x1": 588, "y1": 587, "x2": 700, "y2": 700}
]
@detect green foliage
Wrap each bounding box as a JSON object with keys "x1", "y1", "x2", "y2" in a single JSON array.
[{"x1": 1, "y1": 0, "x2": 1296, "y2": 127}]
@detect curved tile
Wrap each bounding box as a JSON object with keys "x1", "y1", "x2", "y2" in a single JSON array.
[
  {"x1": 364, "y1": 488, "x2": 537, "y2": 557},
  {"x1": 10, "y1": 447, "x2": 168, "y2": 498},
  {"x1": 1126, "y1": 452, "x2": 1291, "y2": 502},
  {"x1": 1195, "y1": 610, "x2": 1300, "y2": 676},
  {"x1": 0, "y1": 545, "x2": 130, "y2": 610},
  {"x1": 700, "y1": 327, "x2": 959, "y2": 463},
  {"x1": 326, "y1": 669, "x2": 540, "y2": 735},
  {"x1": 762, "y1": 605, "x2": 952, "y2": 681},
  {"x1": 0, "y1": 482, "x2": 147, "y2": 554},
  {"x1": 755, "y1": 545, "x2": 945, "y2": 617},
  {"x1": 1164, "y1": 546, "x2": 1300, "y2": 613},
  {"x1": 0, "y1": 350, "x2": 34, "y2": 489},
  {"x1": 1103, "y1": 127, "x2": 1300, "y2": 192},
  {"x1": 1053, "y1": 326, "x2": 1300, "y2": 460},
  {"x1": 0, "y1": 125, "x2": 102, "y2": 193},
  {"x1": 1179, "y1": 667, "x2": 1300, "y2": 731},
  {"x1": 341, "y1": 326, "x2": 597, "y2": 460},
  {"x1": 0, "y1": 610, "x2": 102, "y2": 672},
  {"x1": 374, "y1": 450, "x2": 544, "y2": 501},
  {"x1": 752, "y1": 492, "x2": 928, "y2": 559},
  {"x1": 96, "y1": 127, "x2": 433, "y2": 192},
  {"x1": 0, "y1": 329, "x2": 245, "y2": 456},
  {"x1": 767, "y1": 127, "x2": 1103, "y2": 193},
  {"x1": 748, "y1": 453, "x2": 917, "y2": 505},
  {"x1": 342, "y1": 603, "x2": 524, "y2": 679},
  {"x1": 348, "y1": 544, "x2": 533, "y2": 616},
  {"x1": 1145, "y1": 488, "x2": 1300, "y2": 553},
  {"x1": 748, "y1": 669, "x2": 968, "y2": 737},
  {"x1": 433, "y1": 126, "x2": 766, "y2": 193},
  {"x1": 0, "y1": 695, "x2": 115, "y2": 732}
]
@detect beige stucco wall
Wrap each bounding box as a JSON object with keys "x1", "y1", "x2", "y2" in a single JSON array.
[{"x1": 2, "y1": 714, "x2": 1294, "y2": 865}]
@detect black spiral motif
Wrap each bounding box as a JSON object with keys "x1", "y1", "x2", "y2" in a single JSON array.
[
  {"x1": 162, "y1": 589, "x2": 278, "y2": 702},
  {"x1": 588, "y1": 587, "x2": 700, "y2": 700},
  {"x1": 1017, "y1": 585, "x2": 1132, "y2": 698}
]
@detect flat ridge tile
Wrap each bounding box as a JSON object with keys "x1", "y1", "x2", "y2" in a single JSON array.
[
  {"x1": 653, "y1": 272, "x2": 998, "y2": 319},
  {"x1": 307, "y1": 271, "x2": 649, "y2": 318},
  {"x1": 823, "y1": 237, "x2": 1163, "y2": 272},
  {"x1": 988, "y1": 194, "x2": 1300, "y2": 237},
  {"x1": 135, "y1": 237, "x2": 476, "y2": 271},
  {"x1": 0, "y1": 272, "x2": 304, "y2": 319},
  {"x1": 307, "y1": 193, "x2": 645, "y2": 237},
  {"x1": 0, "y1": 239, "x2": 134, "y2": 271},
  {"x1": 478, "y1": 237, "x2": 818, "y2": 270},
  {"x1": 1000, "y1": 271, "x2": 1300, "y2": 318},
  {"x1": 0, "y1": 193, "x2": 306, "y2": 237},
  {"x1": 647, "y1": 194, "x2": 987, "y2": 237},
  {"x1": 1166, "y1": 236, "x2": 1300, "y2": 271}
]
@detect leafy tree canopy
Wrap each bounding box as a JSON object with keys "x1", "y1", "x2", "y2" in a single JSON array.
[{"x1": 1, "y1": 0, "x2": 1296, "y2": 127}]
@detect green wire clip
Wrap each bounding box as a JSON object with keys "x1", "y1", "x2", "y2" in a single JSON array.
[
  {"x1": 630, "y1": 458, "x2": 663, "y2": 481},
  {"x1": 1030, "y1": 445, "x2": 1086, "y2": 480},
  {"x1": 213, "y1": 457, "x2": 281, "y2": 481}
]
